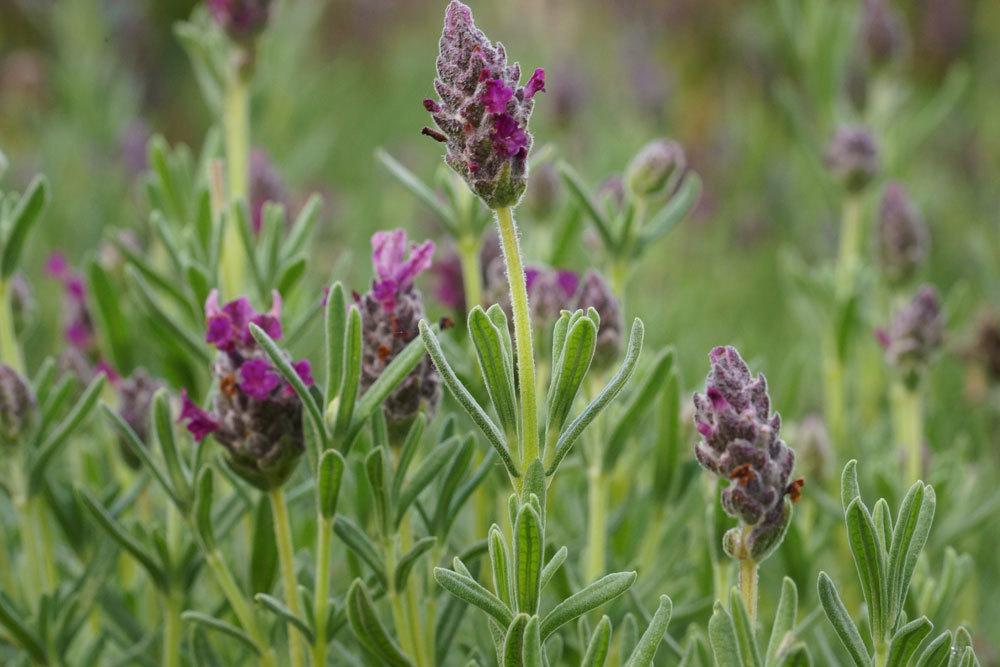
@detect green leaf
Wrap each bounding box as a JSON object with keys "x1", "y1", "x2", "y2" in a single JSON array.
[
  {"x1": 730, "y1": 589, "x2": 762, "y2": 667},
  {"x1": 841, "y1": 460, "x2": 861, "y2": 514},
  {"x1": 514, "y1": 503, "x2": 544, "y2": 615},
  {"x1": 468, "y1": 306, "x2": 519, "y2": 440},
  {"x1": 254, "y1": 593, "x2": 314, "y2": 643},
  {"x1": 396, "y1": 436, "x2": 463, "y2": 526},
  {"x1": 317, "y1": 448, "x2": 346, "y2": 520},
  {"x1": 872, "y1": 498, "x2": 893, "y2": 555},
  {"x1": 29, "y1": 373, "x2": 107, "y2": 494},
  {"x1": 193, "y1": 467, "x2": 216, "y2": 549},
  {"x1": 376, "y1": 149, "x2": 458, "y2": 233},
  {"x1": 885, "y1": 616, "x2": 932, "y2": 667},
  {"x1": 420, "y1": 320, "x2": 519, "y2": 478},
  {"x1": 283, "y1": 193, "x2": 323, "y2": 261},
  {"x1": 249, "y1": 322, "x2": 328, "y2": 450},
  {"x1": 708, "y1": 602, "x2": 742, "y2": 667},
  {"x1": 817, "y1": 572, "x2": 869, "y2": 667},
  {"x1": 181, "y1": 611, "x2": 260, "y2": 655},
  {"x1": 1, "y1": 175, "x2": 49, "y2": 278},
  {"x1": 887, "y1": 482, "x2": 935, "y2": 623},
  {"x1": 324, "y1": 282, "x2": 348, "y2": 403},
  {"x1": 522, "y1": 615, "x2": 544, "y2": 667},
  {"x1": 950, "y1": 628, "x2": 976, "y2": 667},
  {"x1": 637, "y1": 172, "x2": 702, "y2": 247},
  {"x1": 392, "y1": 414, "x2": 426, "y2": 498},
  {"x1": 502, "y1": 614, "x2": 530, "y2": 667},
  {"x1": 249, "y1": 494, "x2": 277, "y2": 596},
  {"x1": 546, "y1": 314, "x2": 597, "y2": 438},
  {"x1": 333, "y1": 305, "x2": 362, "y2": 439},
  {"x1": 366, "y1": 447, "x2": 391, "y2": 536},
  {"x1": 153, "y1": 389, "x2": 191, "y2": 506},
  {"x1": 129, "y1": 268, "x2": 209, "y2": 365},
  {"x1": 78, "y1": 489, "x2": 166, "y2": 589},
  {"x1": 432, "y1": 434, "x2": 475, "y2": 533},
  {"x1": 765, "y1": 577, "x2": 798, "y2": 667},
  {"x1": 434, "y1": 566, "x2": 513, "y2": 627},
  {"x1": 0, "y1": 594, "x2": 47, "y2": 665},
  {"x1": 85, "y1": 260, "x2": 132, "y2": 370},
  {"x1": 395, "y1": 537, "x2": 436, "y2": 590},
  {"x1": 540, "y1": 571, "x2": 637, "y2": 640},
  {"x1": 540, "y1": 545, "x2": 568, "y2": 592},
  {"x1": 105, "y1": 404, "x2": 186, "y2": 511},
  {"x1": 118, "y1": 240, "x2": 196, "y2": 318},
  {"x1": 914, "y1": 631, "x2": 952, "y2": 667},
  {"x1": 334, "y1": 516, "x2": 388, "y2": 588},
  {"x1": 604, "y1": 347, "x2": 673, "y2": 470},
  {"x1": 346, "y1": 579, "x2": 413, "y2": 666},
  {"x1": 546, "y1": 318, "x2": 644, "y2": 476},
  {"x1": 845, "y1": 498, "x2": 887, "y2": 641},
  {"x1": 581, "y1": 615, "x2": 613, "y2": 667},
  {"x1": 624, "y1": 595, "x2": 673, "y2": 667},
  {"x1": 276, "y1": 255, "x2": 307, "y2": 297},
  {"x1": 489, "y1": 525, "x2": 513, "y2": 607},
  {"x1": 558, "y1": 161, "x2": 617, "y2": 251}
]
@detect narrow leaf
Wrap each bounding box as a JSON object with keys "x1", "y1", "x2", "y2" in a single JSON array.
[
  {"x1": 502, "y1": 614, "x2": 529, "y2": 667},
  {"x1": 346, "y1": 579, "x2": 413, "y2": 667},
  {"x1": 1, "y1": 175, "x2": 49, "y2": 278},
  {"x1": 581, "y1": 615, "x2": 613, "y2": 667},
  {"x1": 845, "y1": 498, "x2": 887, "y2": 641},
  {"x1": 317, "y1": 448, "x2": 346, "y2": 520},
  {"x1": 540, "y1": 571, "x2": 637, "y2": 640},
  {"x1": 514, "y1": 503, "x2": 543, "y2": 614},
  {"x1": 540, "y1": 545, "x2": 568, "y2": 592},
  {"x1": 765, "y1": 577, "x2": 798, "y2": 667},
  {"x1": 817, "y1": 572, "x2": 869, "y2": 667},
  {"x1": 433, "y1": 567, "x2": 513, "y2": 627},
  {"x1": 708, "y1": 602, "x2": 742, "y2": 667},
  {"x1": 914, "y1": 631, "x2": 952, "y2": 667},
  {"x1": 469, "y1": 306, "x2": 519, "y2": 439},
  {"x1": 624, "y1": 595, "x2": 673, "y2": 667},
  {"x1": 395, "y1": 537, "x2": 436, "y2": 590},
  {"x1": 885, "y1": 616, "x2": 932, "y2": 667},
  {"x1": 181, "y1": 611, "x2": 259, "y2": 655},
  {"x1": 254, "y1": 593, "x2": 314, "y2": 643}
]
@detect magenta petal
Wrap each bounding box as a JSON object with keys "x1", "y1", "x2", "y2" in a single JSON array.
[
  {"x1": 292, "y1": 359, "x2": 314, "y2": 386},
  {"x1": 556, "y1": 270, "x2": 579, "y2": 298},
  {"x1": 707, "y1": 387, "x2": 729, "y2": 410},
  {"x1": 398, "y1": 239, "x2": 435, "y2": 288},
  {"x1": 206, "y1": 314, "x2": 233, "y2": 349},
  {"x1": 178, "y1": 389, "x2": 219, "y2": 441},
  {"x1": 239, "y1": 358, "x2": 281, "y2": 400},
  {"x1": 524, "y1": 68, "x2": 546, "y2": 99},
  {"x1": 372, "y1": 230, "x2": 408, "y2": 283},
  {"x1": 482, "y1": 78, "x2": 514, "y2": 114},
  {"x1": 46, "y1": 252, "x2": 69, "y2": 278}
]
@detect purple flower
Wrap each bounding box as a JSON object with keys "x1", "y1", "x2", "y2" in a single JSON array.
[
  {"x1": 358, "y1": 230, "x2": 441, "y2": 427},
  {"x1": 45, "y1": 252, "x2": 97, "y2": 354},
  {"x1": 693, "y1": 346, "x2": 800, "y2": 562},
  {"x1": 179, "y1": 390, "x2": 219, "y2": 443},
  {"x1": 204, "y1": 289, "x2": 282, "y2": 353},
  {"x1": 861, "y1": 0, "x2": 906, "y2": 68},
  {"x1": 876, "y1": 182, "x2": 928, "y2": 285},
  {"x1": 206, "y1": 0, "x2": 271, "y2": 42},
  {"x1": 239, "y1": 358, "x2": 282, "y2": 400},
  {"x1": 431, "y1": 247, "x2": 467, "y2": 311},
  {"x1": 877, "y1": 285, "x2": 945, "y2": 382},
  {"x1": 825, "y1": 125, "x2": 880, "y2": 193},
  {"x1": 423, "y1": 1, "x2": 545, "y2": 208},
  {"x1": 0, "y1": 364, "x2": 35, "y2": 448}
]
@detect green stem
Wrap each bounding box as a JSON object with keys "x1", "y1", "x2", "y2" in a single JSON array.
[
  {"x1": 383, "y1": 536, "x2": 419, "y2": 662},
  {"x1": 203, "y1": 549, "x2": 278, "y2": 667},
  {"x1": 269, "y1": 488, "x2": 305, "y2": 667},
  {"x1": 737, "y1": 524, "x2": 758, "y2": 624},
  {"x1": 892, "y1": 379, "x2": 924, "y2": 482},
  {"x1": 586, "y1": 463, "x2": 607, "y2": 583},
  {"x1": 0, "y1": 279, "x2": 24, "y2": 374},
  {"x1": 457, "y1": 234, "x2": 483, "y2": 313},
  {"x1": 312, "y1": 516, "x2": 332, "y2": 667},
  {"x1": 163, "y1": 589, "x2": 182, "y2": 667},
  {"x1": 220, "y1": 65, "x2": 250, "y2": 298},
  {"x1": 496, "y1": 206, "x2": 538, "y2": 476},
  {"x1": 26, "y1": 496, "x2": 57, "y2": 595}
]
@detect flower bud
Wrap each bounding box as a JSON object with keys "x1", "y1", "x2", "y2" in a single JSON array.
[
  {"x1": 861, "y1": 0, "x2": 906, "y2": 68},
  {"x1": 824, "y1": 125, "x2": 880, "y2": 193},
  {"x1": 179, "y1": 291, "x2": 312, "y2": 490},
  {"x1": 877, "y1": 285, "x2": 945, "y2": 382},
  {"x1": 423, "y1": 1, "x2": 545, "y2": 209},
  {"x1": 0, "y1": 364, "x2": 35, "y2": 448},
  {"x1": 116, "y1": 369, "x2": 163, "y2": 468},
  {"x1": 358, "y1": 230, "x2": 440, "y2": 429},
  {"x1": 693, "y1": 346, "x2": 801, "y2": 561},
  {"x1": 876, "y1": 182, "x2": 928, "y2": 285},
  {"x1": 625, "y1": 139, "x2": 686, "y2": 198},
  {"x1": 206, "y1": 0, "x2": 272, "y2": 43},
  {"x1": 574, "y1": 271, "x2": 623, "y2": 368}
]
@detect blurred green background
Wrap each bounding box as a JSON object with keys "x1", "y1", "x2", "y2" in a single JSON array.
[{"x1": 2, "y1": 0, "x2": 999, "y2": 654}]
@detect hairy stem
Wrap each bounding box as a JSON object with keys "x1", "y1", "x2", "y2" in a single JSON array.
[
  {"x1": 496, "y1": 206, "x2": 538, "y2": 476},
  {"x1": 163, "y1": 589, "x2": 182, "y2": 667},
  {"x1": 204, "y1": 549, "x2": 278, "y2": 667},
  {"x1": 220, "y1": 65, "x2": 250, "y2": 298},
  {"x1": 312, "y1": 515, "x2": 332, "y2": 667},
  {"x1": 457, "y1": 233, "x2": 483, "y2": 313},
  {"x1": 738, "y1": 525, "x2": 758, "y2": 624},
  {"x1": 270, "y1": 488, "x2": 305, "y2": 667},
  {"x1": 0, "y1": 280, "x2": 24, "y2": 374}
]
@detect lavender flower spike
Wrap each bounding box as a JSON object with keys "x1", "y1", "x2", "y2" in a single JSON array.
[
  {"x1": 877, "y1": 285, "x2": 945, "y2": 384},
  {"x1": 358, "y1": 230, "x2": 441, "y2": 429},
  {"x1": 693, "y1": 346, "x2": 801, "y2": 562},
  {"x1": 0, "y1": 364, "x2": 35, "y2": 448},
  {"x1": 825, "y1": 125, "x2": 880, "y2": 193},
  {"x1": 876, "y1": 182, "x2": 928, "y2": 285},
  {"x1": 424, "y1": 1, "x2": 545, "y2": 209},
  {"x1": 207, "y1": 0, "x2": 272, "y2": 43}
]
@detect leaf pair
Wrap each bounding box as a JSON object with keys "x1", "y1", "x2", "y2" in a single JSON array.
[{"x1": 709, "y1": 580, "x2": 811, "y2": 667}]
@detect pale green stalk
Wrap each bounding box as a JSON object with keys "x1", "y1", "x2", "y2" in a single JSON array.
[
  {"x1": 457, "y1": 234, "x2": 483, "y2": 313},
  {"x1": 163, "y1": 589, "x2": 182, "y2": 667},
  {"x1": 203, "y1": 549, "x2": 278, "y2": 667},
  {"x1": 312, "y1": 516, "x2": 333, "y2": 667},
  {"x1": 220, "y1": 65, "x2": 250, "y2": 298},
  {"x1": 586, "y1": 462, "x2": 608, "y2": 583},
  {"x1": 495, "y1": 206, "x2": 538, "y2": 477},
  {"x1": 737, "y1": 525, "x2": 758, "y2": 624},
  {"x1": 0, "y1": 280, "x2": 23, "y2": 373},
  {"x1": 892, "y1": 379, "x2": 924, "y2": 482},
  {"x1": 270, "y1": 488, "x2": 305, "y2": 667}
]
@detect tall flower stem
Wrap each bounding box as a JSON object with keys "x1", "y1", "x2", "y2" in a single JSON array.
[
  {"x1": 737, "y1": 526, "x2": 758, "y2": 624},
  {"x1": 892, "y1": 379, "x2": 923, "y2": 482},
  {"x1": 457, "y1": 233, "x2": 483, "y2": 313},
  {"x1": 0, "y1": 279, "x2": 24, "y2": 374},
  {"x1": 269, "y1": 488, "x2": 305, "y2": 667},
  {"x1": 312, "y1": 515, "x2": 333, "y2": 667},
  {"x1": 825, "y1": 196, "x2": 863, "y2": 450},
  {"x1": 162, "y1": 589, "x2": 182, "y2": 667},
  {"x1": 496, "y1": 206, "x2": 538, "y2": 477},
  {"x1": 220, "y1": 63, "x2": 251, "y2": 298},
  {"x1": 203, "y1": 549, "x2": 278, "y2": 667}
]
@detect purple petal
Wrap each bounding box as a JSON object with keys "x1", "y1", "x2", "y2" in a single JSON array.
[
  {"x1": 523, "y1": 68, "x2": 546, "y2": 100},
  {"x1": 371, "y1": 230, "x2": 408, "y2": 283},
  {"x1": 178, "y1": 389, "x2": 219, "y2": 441},
  {"x1": 482, "y1": 78, "x2": 514, "y2": 114},
  {"x1": 239, "y1": 358, "x2": 282, "y2": 400}
]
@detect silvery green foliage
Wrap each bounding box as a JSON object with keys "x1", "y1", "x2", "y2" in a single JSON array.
[
  {"x1": 708, "y1": 579, "x2": 812, "y2": 666},
  {"x1": 817, "y1": 461, "x2": 980, "y2": 666}
]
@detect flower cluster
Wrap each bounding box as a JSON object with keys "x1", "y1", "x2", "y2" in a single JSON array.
[
  {"x1": 358, "y1": 230, "x2": 440, "y2": 428},
  {"x1": 46, "y1": 252, "x2": 95, "y2": 355},
  {"x1": 693, "y1": 346, "x2": 801, "y2": 561},
  {"x1": 423, "y1": 0, "x2": 545, "y2": 208},
  {"x1": 824, "y1": 125, "x2": 880, "y2": 193},
  {"x1": 0, "y1": 364, "x2": 34, "y2": 448},
  {"x1": 876, "y1": 182, "x2": 928, "y2": 285},
  {"x1": 179, "y1": 290, "x2": 312, "y2": 490},
  {"x1": 877, "y1": 285, "x2": 945, "y2": 381},
  {"x1": 206, "y1": 0, "x2": 272, "y2": 43}
]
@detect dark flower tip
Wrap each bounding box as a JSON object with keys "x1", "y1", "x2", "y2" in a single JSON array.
[
  {"x1": 206, "y1": 0, "x2": 272, "y2": 43},
  {"x1": 825, "y1": 125, "x2": 880, "y2": 193}
]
